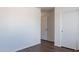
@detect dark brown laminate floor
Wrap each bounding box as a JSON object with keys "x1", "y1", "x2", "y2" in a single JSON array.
[{"x1": 17, "y1": 40, "x2": 77, "y2": 52}]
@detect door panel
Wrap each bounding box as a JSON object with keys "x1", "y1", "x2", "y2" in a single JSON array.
[
  {"x1": 41, "y1": 16, "x2": 47, "y2": 40},
  {"x1": 61, "y1": 11, "x2": 78, "y2": 49}
]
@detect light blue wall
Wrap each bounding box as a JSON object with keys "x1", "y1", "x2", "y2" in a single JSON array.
[{"x1": 0, "y1": 7, "x2": 41, "y2": 51}]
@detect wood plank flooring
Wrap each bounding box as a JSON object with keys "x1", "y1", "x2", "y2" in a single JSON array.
[{"x1": 17, "y1": 40, "x2": 77, "y2": 52}]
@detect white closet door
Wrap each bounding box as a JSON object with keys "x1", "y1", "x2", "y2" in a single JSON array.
[
  {"x1": 41, "y1": 16, "x2": 48, "y2": 40},
  {"x1": 61, "y1": 11, "x2": 78, "y2": 50}
]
